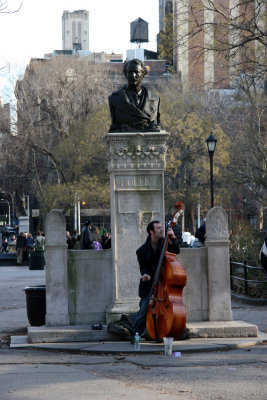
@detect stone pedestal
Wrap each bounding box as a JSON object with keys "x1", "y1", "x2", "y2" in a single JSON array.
[
  {"x1": 45, "y1": 210, "x2": 69, "y2": 326},
  {"x1": 205, "y1": 207, "x2": 233, "y2": 321},
  {"x1": 106, "y1": 131, "x2": 169, "y2": 322}
]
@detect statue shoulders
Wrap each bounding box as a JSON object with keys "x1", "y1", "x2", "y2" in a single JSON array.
[
  {"x1": 145, "y1": 87, "x2": 159, "y2": 101},
  {"x1": 109, "y1": 85, "x2": 158, "y2": 100},
  {"x1": 109, "y1": 85, "x2": 127, "y2": 98}
]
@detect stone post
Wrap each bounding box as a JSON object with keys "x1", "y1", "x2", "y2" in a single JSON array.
[
  {"x1": 205, "y1": 207, "x2": 233, "y2": 321},
  {"x1": 106, "y1": 131, "x2": 169, "y2": 322},
  {"x1": 45, "y1": 210, "x2": 69, "y2": 326},
  {"x1": 18, "y1": 216, "x2": 29, "y2": 234}
]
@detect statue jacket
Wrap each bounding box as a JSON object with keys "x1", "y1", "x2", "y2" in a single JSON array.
[
  {"x1": 108, "y1": 85, "x2": 160, "y2": 132},
  {"x1": 136, "y1": 236, "x2": 180, "y2": 298}
]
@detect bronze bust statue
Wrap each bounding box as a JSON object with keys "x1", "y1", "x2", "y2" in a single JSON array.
[{"x1": 108, "y1": 59, "x2": 161, "y2": 132}]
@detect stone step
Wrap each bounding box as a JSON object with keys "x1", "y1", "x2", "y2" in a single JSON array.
[
  {"x1": 27, "y1": 320, "x2": 258, "y2": 344},
  {"x1": 28, "y1": 325, "x2": 119, "y2": 343},
  {"x1": 187, "y1": 320, "x2": 258, "y2": 338}
]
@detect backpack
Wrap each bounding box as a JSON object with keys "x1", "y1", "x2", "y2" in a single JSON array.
[{"x1": 108, "y1": 314, "x2": 136, "y2": 340}]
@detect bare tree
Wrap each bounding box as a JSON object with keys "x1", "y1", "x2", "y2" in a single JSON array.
[
  {"x1": 15, "y1": 57, "x2": 114, "y2": 183},
  {"x1": 2, "y1": 56, "x2": 116, "y2": 216},
  {"x1": 173, "y1": 0, "x2": 266, "y2": 86},
  {"x1": 157, "y1": 77, "x2": 232, "y2": 229}
]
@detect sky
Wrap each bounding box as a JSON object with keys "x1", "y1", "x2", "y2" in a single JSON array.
[{"x1": 0, "y1": 0, "x2": 159, "y2": 102}]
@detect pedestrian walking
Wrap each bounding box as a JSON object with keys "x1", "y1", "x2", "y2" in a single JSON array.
[
  {"x1": 35, "y1": 231, "x2": 45, "y2": 250},
  {"x1": 16, "y1": 232, "x2": 27, "y2": 265},
  {"x1": 24, "y1": 233, "x2": 35, "y2": 260},
  {"x1": 182, "y1": 227, "x2": 191, "y2": 247},
  {"x1": 102, "y1": 231, "x2": 111, "y2": 249},
  {"x1": 80, "y1": 220, "x2": 94, "y2": 250},
  {"x1": 66, "y1": 231, "x2": 73, "y2": 249}
]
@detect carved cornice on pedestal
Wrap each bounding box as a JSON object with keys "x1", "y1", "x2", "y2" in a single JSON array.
[{"x1": 106, "y1": 131, "x2": 169, "y2": 171}]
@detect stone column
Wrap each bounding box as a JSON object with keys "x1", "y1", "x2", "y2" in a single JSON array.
[
  {"x1": 18, "y1": 216, "x2": 29, "y2": 234},
  {"x1": 45, "y1": 210, "x2": 69, "y2": 326},
  {"x1": 106, "y1": 131, "x2": 169, "y2": 322},
  {"x1": 205, "y1": 207, "x2": 232, "y2": 321}
]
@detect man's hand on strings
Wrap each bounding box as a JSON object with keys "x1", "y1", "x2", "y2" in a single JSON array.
[
  {"x1": 141, "y1": 274, "x2": 151, "y2": 282},
  {"x1": 167, "y1": 227, "x2": 176, "y2": 240}
]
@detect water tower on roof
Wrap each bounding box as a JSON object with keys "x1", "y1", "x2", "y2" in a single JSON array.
[{"x1": 130, "y1": 17, "x2": 149, "y2": 46}]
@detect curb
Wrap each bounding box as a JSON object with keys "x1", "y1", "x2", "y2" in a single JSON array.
[
  {"x1": 10, "y1": 334, "x2": 267, "y2": 355},
  {"x1": 232, "y1": 293, "x2": 267, "y2": 306}
]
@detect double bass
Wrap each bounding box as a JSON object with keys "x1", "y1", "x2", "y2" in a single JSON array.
[{"x1": 146, "y1": 208, "x2": 187, "y2": 341}]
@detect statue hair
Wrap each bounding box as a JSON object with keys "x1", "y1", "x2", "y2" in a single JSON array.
[{"x1": 123, "y1": 59, "x2": 147, "y2": 77}]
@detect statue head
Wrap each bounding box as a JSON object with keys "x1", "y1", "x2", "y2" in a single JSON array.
[{"x1": 123, "y1": 59, "x2": 147, "y2": 91}]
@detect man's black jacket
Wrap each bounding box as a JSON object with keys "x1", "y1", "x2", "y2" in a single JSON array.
[
  {"x1": 16, "y1": 235, "x2": 27, "y2": 249},
  {"x1": 136, "y1": 236, "x2": 180, "y2": 298}
]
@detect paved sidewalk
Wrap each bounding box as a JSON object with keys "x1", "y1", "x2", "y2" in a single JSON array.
[{"x1": 10, "y1": 331, "x2": 267, "y2": 354}]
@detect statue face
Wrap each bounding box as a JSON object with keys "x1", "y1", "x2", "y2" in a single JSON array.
[{"x1": 125, "y1": 62, "x2": 144, "y2": 89}]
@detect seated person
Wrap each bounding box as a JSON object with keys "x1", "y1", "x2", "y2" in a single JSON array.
[{"x1": 1, "y1": 238, "x2": 9, "y2": 253}]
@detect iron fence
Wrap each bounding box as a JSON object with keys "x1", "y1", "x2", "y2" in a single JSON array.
[{"x1": 230, "y1": 257, "x2": 267, "y2": 296}]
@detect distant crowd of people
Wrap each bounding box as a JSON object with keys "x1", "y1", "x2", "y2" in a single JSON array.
[
  {"x1": 0, "y1": 219, "x2": 112, "y2": 266},
  {"x1": 66, "y1": 220, "x2": 111, "y2": 251},
  {"x1": 14, "y1": 230, "x2": 45, "y2": 265},
  {"x1": 0, "y1": 230, "x2": 46, "y2": 265},
  {"x1": 173, "y1": 220, "x2": 206, "y2": 249},
  {"x1": 2, "y1": 218, "x2": 265, "y2": 271}
]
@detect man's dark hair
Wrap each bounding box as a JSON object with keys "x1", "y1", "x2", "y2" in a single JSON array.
[
  {"x1": 123, "y1": 58, "x2": 147, "y2": 77},
  {"x1": 146, "y1": 220, "x2": 160, "y2": 235},
  {"x1": 85, "y1": 220, "x2": 91, "y2": 226}
]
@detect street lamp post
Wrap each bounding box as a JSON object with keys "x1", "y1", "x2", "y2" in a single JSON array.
[
  {"x1": 1, "y1": 191, "x2": 15, "y2": 225},
  {"x1": 24, "y1": 195, "x2": 30, "y2": 217},
  {"x1": 74, "y1": 193, "x2": 81, "y2": 234},
  {"x1": 206, "y1": 132, "x2": 217, "y2": 209},
  {"x1": 77, "y1": 197, "x2": 81, "y2": 235}
]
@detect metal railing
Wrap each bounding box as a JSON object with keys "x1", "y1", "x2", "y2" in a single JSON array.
[{"x1": 230, "y1": 257, "x2": 267, "y2": 296}]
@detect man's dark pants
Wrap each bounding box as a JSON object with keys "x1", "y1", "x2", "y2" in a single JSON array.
[{"x1": 133, "y1": 293, "x2": 150, "y2": 337}]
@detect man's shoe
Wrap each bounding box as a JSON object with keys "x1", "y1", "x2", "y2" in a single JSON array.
[{"x1": 141, "y1": 329, "x2": 152, "y2": 341}]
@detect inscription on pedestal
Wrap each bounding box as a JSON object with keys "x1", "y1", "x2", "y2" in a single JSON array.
[
  {"x1": 111, "y1": 162, "x2": 163, "y2": 170},
  {"x1": 115, "y1": 175, "x2": 161, "y2": 190},
  {"x1": 118, "y1": 192, "x2": 160, "y2": 213}
]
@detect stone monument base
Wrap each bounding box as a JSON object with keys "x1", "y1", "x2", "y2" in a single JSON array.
[
  {"x1": 27, "y1": 325, "x2": 119, "y2": 344},
  {"x1": 187, "y1": 320, "x2": 258, "y2": 338},
  {"x1": 106, "y1": 298, "x2": 139, "y2": 324},
  {"x1": 26, "y1": 320, "x2": 258, "y2": 344}
]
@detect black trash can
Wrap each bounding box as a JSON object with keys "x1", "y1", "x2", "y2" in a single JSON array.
[
  {"x1": 24, "y1": 285, "x2": 46, "y2": 326},
  {"x1": 29, "y1": 250, "x2": 45, "y2": 270}
]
